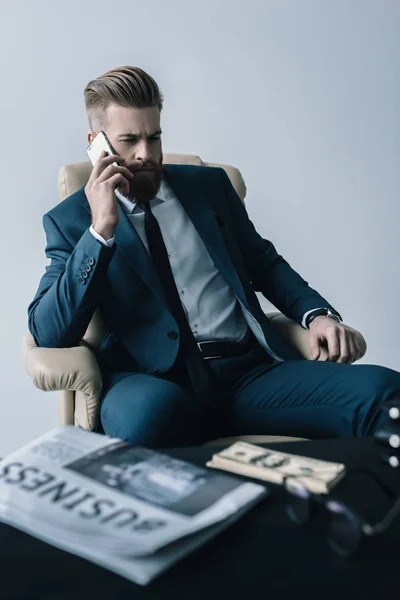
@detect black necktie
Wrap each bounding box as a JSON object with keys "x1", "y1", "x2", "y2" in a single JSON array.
[{"x1": 141, "y1": 203, "x2": 219, "y2": 409}]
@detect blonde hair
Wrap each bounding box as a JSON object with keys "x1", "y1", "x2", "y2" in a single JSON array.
[{"x1": 84, "y1": 65, "x2": 163, "y2": 127}]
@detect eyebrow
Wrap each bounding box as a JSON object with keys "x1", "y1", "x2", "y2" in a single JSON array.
[{"x1": 117, "y1": 129, "x2": 162, "y2": 140}]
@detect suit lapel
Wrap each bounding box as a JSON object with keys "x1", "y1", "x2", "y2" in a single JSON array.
[
  {"x1": 82, "y1": 199, "x2": 167, "y2": 305},
  {"x1": 114, "y1": 204, "x2": 167, "y2": 303},
  {"x1": 163, "y1": 166, "x2": 248, "y2": 307}
]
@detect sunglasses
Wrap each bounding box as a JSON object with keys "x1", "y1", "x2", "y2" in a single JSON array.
[{"x1": 284, "y1": 468, "x2": 400, "y2": 557}]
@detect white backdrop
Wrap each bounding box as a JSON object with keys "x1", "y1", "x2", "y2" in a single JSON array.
[{"x1": 0, "y1": 0, "x2": 399, "y2": 455}]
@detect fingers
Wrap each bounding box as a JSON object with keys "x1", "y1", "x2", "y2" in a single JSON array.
[
  {"x1": 341, "y1": 329, "x2": 367, "y2": 363},
  {"x1": 90, "y1": 151, "x2": 126, "y2": 179},
  {"x1": 359, "y1": 333, "x2": 367, "y2": 358},
  {"x1": 308, "y1": 333, "x2": 321, "y2": 361},
  {"x1": 106, "y1": 173, "x2": 131, "y2": 196},
  {"x1": 329, "y1": 328, "x2": 361, "y2": 364},
  {"x1": 354, "y1": 333, "x2": 367, "y2": 362},
  {"x1": 347, "y1": 335, "x2": 357, "y2": 363},
  {"x1": 310, "y1": 322, "x2": 367, "y2": 364},
  {"x1": 336, "y1": 328, "x2": 351, "y2": 363},
  {"x1": 326, "y1": 327, "x2": 341, "y2": 362},
  {"x1": 97, "y1": 163, "x2": 134, "y2": 184}
]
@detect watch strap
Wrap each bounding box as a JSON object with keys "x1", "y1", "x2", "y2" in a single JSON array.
[{"x1": 306, "y1": 308, "x2": 341, "y2": 329}]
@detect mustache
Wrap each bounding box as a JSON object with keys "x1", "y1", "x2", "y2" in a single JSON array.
[{"x1": 128, "y1": 161, "x2": 162, "y2": 173}]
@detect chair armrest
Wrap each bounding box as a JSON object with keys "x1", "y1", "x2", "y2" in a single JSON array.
[
  {"x1": 22, "y1": 333, "x2": 102, "y2": 395},
  {"x1": 266, "y1": 312, "x2": 328, "y2": 361}
]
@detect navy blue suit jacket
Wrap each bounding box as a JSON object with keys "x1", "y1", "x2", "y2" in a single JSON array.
[{"x1": 28, "y1": 165, "x2": 338, "y2": 374}]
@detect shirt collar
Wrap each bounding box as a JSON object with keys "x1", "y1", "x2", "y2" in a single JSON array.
[{"x1": 115, "y1": 179, "x2": 170, "y2": 214}]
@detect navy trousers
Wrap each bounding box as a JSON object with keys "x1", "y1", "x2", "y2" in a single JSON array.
[{"x1": 100, "y1": 337, "x2": 400, "y2": 448}]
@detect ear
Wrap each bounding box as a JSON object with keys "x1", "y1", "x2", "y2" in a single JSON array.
[{"x1": 87, "y1": 131, "x2": 95, "y2": 144}]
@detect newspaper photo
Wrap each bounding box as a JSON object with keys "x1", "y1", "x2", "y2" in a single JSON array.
[{"x1": 0, "y1": 427, "x2": 267, "y2": 585}]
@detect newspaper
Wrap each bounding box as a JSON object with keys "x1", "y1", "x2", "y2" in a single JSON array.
[
  {"x1": 0, "y1": 427, "x2": 267, "y2": 585},
  {"x1": 207, "y1": 441, "x2": 346, "y2": 494}
]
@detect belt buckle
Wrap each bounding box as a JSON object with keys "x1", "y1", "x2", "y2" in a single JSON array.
[{"x1": 197, "y1": 340, "x2": 223, "y2": 360}]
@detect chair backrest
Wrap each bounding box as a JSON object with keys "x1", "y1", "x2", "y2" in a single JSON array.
[
  {"x1": 58, "y1": 153, "x2": 247, "y2": 350},
  {"x1": 58, "y1": 153, "x2": 247, "y2": 202}
]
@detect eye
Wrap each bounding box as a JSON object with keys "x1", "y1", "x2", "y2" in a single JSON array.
[{"x1": 149, "y1": 135, "x2": 161, "y2": 141}]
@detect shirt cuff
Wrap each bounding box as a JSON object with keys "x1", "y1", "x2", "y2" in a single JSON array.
[
  {"x1": 301, "y1": 307, "x2": 326, "y2": 329},
  {"x1": 301, "y1": 308, "x2": 343, "y2": 329},
  {"x1": 89, "y1": 225, "x2": 115, "y2": 247}
]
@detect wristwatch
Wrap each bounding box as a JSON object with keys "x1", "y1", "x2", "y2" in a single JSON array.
[{"x1": 306, "y1": 308, "x2": 341, "y2": 329}]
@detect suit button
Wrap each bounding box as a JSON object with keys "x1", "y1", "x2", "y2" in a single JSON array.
[
  {"x1": 150, "y1": 368, "x2": 159, "y2": 374},
  {"x1": 85, "y1": 264, "x2": 92, "y2": 272},
  {"x1": 78, "y1": 277, "x2": 85, "y2": 285},
  {"x1": 88, "y1": 257, "x2": 95, "y2": 266},
  {"x1": 81, "y1": 271, "x2": 88, "y2": 279},
  {"x1": 167, "y1": 331, "x2": 178, "y2": 340}
]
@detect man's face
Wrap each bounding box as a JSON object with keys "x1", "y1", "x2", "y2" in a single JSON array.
[{"x1": 88, "y1": 104, "x2": 163, "y2": 204}]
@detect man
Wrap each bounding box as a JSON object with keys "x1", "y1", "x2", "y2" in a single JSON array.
[{"x1": 28, "y1": 66, "x2": 400, "y2": 447}]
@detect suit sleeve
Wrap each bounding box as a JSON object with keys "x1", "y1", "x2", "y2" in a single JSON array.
[
  {"x1": 219, "y1": 169, "x2": 341, "y2": 324},
  {"x1": 28, "y1": 213, "x2": 115, "y2": 348}
]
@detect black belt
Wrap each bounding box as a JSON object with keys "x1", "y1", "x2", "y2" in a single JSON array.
[{"x1": 197, "y1": 332, "x2": 254, "y2": 360}]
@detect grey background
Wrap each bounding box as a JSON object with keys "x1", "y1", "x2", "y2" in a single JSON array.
[{"x1": 0, "y1": 0, "x2": 398, "y2": 455}]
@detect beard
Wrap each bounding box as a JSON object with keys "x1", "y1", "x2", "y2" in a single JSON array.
[{"x1": 124, "y1": 154, "x2": 163, "y2": 205}]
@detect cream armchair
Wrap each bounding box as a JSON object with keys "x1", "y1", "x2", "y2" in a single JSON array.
[{"x1": 22, "y1": 154, "x2": 328, "y2": 442}]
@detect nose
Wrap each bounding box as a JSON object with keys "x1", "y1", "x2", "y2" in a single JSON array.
[{"x1": 135, "y1": 139, "x2": 152, "y2": 163}]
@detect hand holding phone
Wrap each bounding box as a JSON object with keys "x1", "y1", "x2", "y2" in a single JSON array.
[{"x1": 85, "y1": 132, "x2": 133, "y2": 239}]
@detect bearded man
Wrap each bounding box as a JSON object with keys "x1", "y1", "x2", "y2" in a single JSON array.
[{"x1": 28, "y1": 66, "x2": 400, "y2": 447}]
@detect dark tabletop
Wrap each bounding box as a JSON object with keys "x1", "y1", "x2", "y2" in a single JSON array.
[{"x1": 1, "y1": 437, "x2": 399, "y2": 600}]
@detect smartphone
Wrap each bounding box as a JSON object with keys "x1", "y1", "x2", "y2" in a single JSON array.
[{"x1": 86, "y1": 131, "x2": 117, "y2": 166}]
